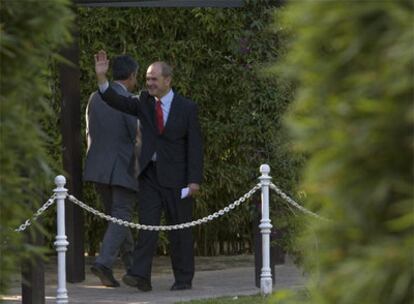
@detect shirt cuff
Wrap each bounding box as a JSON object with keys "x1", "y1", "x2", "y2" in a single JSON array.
[{"x1": 98, "y1": 81, "x2": 109, "y2": 93}]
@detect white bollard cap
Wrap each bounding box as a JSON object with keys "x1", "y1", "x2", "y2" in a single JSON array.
[
  {"x1": 54, "y1": 175, "x2": 66, "y2": 187},
  {"x1": 260, "y1": 164, "x2": 270, "y2": 175}
]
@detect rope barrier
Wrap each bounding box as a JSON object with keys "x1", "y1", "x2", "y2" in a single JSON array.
[
  {"x1": 15, "y1": 194, "x2": 56, "y2": 232},
  {"x1": 14, "y1": 182, "x2": 330, "y2": 233},
  {"x1": 269, "y1": 183, "x2": 329, "y2": 221},
  {"x1": 66, "y1": 184, "x2": 261, "y2": 231}
]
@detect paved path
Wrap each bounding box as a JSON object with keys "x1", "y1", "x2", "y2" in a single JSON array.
[{"x1": 2, "y1": 255, "x2": 305, "y2": 304}]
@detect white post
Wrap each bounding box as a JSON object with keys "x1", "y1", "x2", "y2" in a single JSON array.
[
  {"x1": 53, "y1": 175, "x2": 69, "y2": 304},
  {"x1": 259, "y1": 164, "x2": 272, "y2": 295}
]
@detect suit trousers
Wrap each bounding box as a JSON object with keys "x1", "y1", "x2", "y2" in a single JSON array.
[
  {"x1": 129, "y1": 162, "x2": 194, "y2": 284},
  {"x1": 94, "y1": 184, "x2": 136, "y2": 270}
]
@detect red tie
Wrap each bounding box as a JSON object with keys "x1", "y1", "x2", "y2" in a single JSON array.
[{"x1": 155, "y1": 98, "x2": 164, "y2": 134}]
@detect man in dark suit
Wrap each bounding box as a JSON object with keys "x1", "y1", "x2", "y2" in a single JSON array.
[
  {"x1": 94, "y1": 50, "x2": 203, "y2": 292},
  {"x1": 84, "y1": 55, "x2": 141, "y2": 287}
]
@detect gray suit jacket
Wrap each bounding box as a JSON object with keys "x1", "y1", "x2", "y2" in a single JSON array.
[{"x1": 83, "y1": 82, "x2": 140, "y2": 191}]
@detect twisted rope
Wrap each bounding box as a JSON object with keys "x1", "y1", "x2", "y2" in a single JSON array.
[
  {"x1": 15, "y1": 194, "x2": 57, "y2": 232},
  {"x1": 269, "y1": 183, "x2": 329, "y2": 221},
  {"x1": 67, "y1": 184, "x2": 261, "y2": 231}
]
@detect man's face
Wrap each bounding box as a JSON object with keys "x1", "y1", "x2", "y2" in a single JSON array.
[{"x1": 146, "y1": 64, "x2": 171, "y2": 98}]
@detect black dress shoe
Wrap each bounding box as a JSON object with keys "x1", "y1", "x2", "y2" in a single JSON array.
[
  {"x1": 170, "y1": 282, "x2": 192, "y2": 291},
  {"x1": 90, "y1": 263, "x2": 120, "y2": 287},
  {"x1": 122, "y1": 274, "x2": 152, "y2": 292}
]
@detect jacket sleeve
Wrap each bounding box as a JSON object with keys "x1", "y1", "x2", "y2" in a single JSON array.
[
  {"x1": 85, "y1": 92, "x2": 96, "y2": 149},
  {"x1": 85, "y1": 95, "x2": 91, "y2": 138},
  {"x1": 187, "y1": 103, "x2": 204, "y2": 184},
  {"x1": 99, "y1": 85, "x2": 141, "y2": 116}
]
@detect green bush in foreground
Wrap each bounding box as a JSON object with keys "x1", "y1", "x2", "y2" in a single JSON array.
[
  {"x1": 269, "y1": 0, "x2": 414, "y2": 303},
  {"x1": 0, "y1": 0, "x2": 73, "y2": 292}
]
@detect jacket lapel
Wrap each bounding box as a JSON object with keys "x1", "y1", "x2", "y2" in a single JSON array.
[
  {"x1": 142, "y1": 94, "x2": 157, "y2": 133},
  {"x1": 163, "y1": 94, "x2": 180, "y2": 133}
]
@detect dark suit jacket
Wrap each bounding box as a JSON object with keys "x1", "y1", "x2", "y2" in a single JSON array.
[
  {"x1": 100, "y1": 86, "x2": 203, "y2": 189},
  {"x1": 84, "y1": 82, "x2": 139, "y2": 191}
]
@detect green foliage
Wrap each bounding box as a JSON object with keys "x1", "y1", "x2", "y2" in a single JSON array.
[
  {"x1": 77, "y1": 1, "x2": 302, "y2": 256},
  {"x1": 270, "y1": 0, "x2": 414, "y2": 303},
  {"x1": 0, "y1": 0, "x2": 73, "y2": 292}
]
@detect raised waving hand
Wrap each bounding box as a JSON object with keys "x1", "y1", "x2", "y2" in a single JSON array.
[{"x1": 94, "y1": 50, "x2": 109, "y2": 84}]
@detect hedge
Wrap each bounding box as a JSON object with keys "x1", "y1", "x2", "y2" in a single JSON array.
[
  {"x1": 76, "y1": 0, "x2": 302, "y2": 256},
  {"x1": 270, "y1": 1, "x2": 414, "y2": 303}
]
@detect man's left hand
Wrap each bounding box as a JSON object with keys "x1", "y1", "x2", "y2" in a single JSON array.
[{"x1": 188, "y1": 183, "x2": 200, "y2": 197}]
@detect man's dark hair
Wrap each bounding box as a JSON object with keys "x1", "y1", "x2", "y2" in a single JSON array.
[{"x1": 111, "y1": 55, "x2": 139, "y2": 81}]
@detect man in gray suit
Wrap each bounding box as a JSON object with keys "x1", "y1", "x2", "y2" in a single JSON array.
[{"x1": 84, "y1": 55, "x2": 141, "y2": 287}]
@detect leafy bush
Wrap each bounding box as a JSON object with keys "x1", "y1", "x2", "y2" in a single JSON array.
[
  {"x1": 270, "y1": 0, "x2": 414, "y2": 303},
  {"x1": 0, "y1": 0, "x2": 73, "y2": 292}
]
